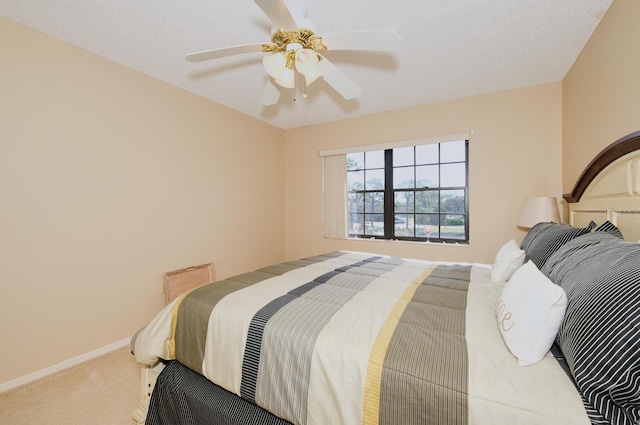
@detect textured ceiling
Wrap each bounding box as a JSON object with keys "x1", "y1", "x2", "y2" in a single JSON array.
[{"x1": 0, "y1": 0, "x2": 612, "y2": 130}]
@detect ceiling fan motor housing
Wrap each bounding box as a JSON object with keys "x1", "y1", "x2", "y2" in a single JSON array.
[{"x1": 270, "y1": 28, "x2": 323, "y2": 52}]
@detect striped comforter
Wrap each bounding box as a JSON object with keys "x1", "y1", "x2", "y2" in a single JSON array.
[{"x1": 133, "y1": 251, "x2": 591, "y2": 425}]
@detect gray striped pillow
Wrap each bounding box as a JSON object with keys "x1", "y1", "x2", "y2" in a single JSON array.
[
  {"x1": 594, "y1": 220, "x2": 624, "y2": 239},
  {"x1": 520, "y1": 222, "x2": 596, "y2": 269},
  {"x1": 542, "y1": 233, "x2": 640, "y2": 425}
]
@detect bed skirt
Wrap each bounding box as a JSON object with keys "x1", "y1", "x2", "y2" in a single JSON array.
[{"x1": 146, "y1": 361, "x2": 293, "y2": 425}]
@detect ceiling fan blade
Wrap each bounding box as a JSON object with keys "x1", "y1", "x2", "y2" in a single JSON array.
[
  {"x1": 254, "y1": 0, "x2": 298, "y2": 31},
  {"x1": 316, "y1": 54, "x2": 362, "y2": 100},
  {"x1": 186, "y1": 43, "x2": 265, "y2": 63},
  {"x1": 261, "y1": 79, "x2": 281, "y2": 106},
  {"x1": 317, "y1": 30, "x2": 401, "y2": 52}
]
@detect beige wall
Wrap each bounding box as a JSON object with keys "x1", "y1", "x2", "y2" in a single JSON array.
[
  {"x1": 285, "y1": 83, "x2": 563, "y2": 264},
  {"x1": 563, "y1": 0, "x2": 640, "y2": 193},
  {"x1": 0, "y1": 17, "x2": 285, "y2": 384}
]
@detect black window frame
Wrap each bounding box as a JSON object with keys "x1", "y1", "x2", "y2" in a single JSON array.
[{"x1": 347, "y1": 140, "x2": 469, "y2": 244}]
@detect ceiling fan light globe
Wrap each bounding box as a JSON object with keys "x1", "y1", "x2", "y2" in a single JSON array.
[
  {"x1": 295, "y1": 48, "x2": 316, "y2": 63},
  {"x1": 275, "y1": 68, "x2": 295, "y2": 88},
  {"x1": 304, "y1": 69, "x2": 321, "y2": 86},
  {"x1": 295, "y1": 49, "x2": 308, "y2": 62},
  {"x1": 263, "y1": 52, "x2": 287, "y2": 78},
  {"x1": 295, "y1": 49, "x2": 319, "y2": 73},
  {"x1": 294, "y1": 48, "x2": 321, "y2": 86}
]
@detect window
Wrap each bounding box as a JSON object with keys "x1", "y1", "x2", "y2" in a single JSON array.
[{"x1": 346, "y1": 139, "x2": 468, "y2": 243}]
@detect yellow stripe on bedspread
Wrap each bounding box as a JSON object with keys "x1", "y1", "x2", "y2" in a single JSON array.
[
  {"x1": 168, "y1": 290, "x2": 196, "y2": 359},
  {"x1": 362, "y1": 265, "x2": 436, "y2": 425}
]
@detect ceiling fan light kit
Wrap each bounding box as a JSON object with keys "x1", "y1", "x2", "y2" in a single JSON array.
[
  {"x1": 262, "y1": 41, "x2": 321, "y2": 89},
  {"x1": 186, "y1": 0, "x2": 401, "y2": 106},
  {"x1": 295, "y1": 49, "x2": 321, "y2": 85}
]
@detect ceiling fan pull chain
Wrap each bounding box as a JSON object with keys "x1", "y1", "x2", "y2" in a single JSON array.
[{"x1": 293, "y1": 73, "x2": 297, "y2": 102}]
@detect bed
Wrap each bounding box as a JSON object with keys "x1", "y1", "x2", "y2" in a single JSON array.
[{"x1": 131, "y1": 131, "x2": 640, "y2": 425}]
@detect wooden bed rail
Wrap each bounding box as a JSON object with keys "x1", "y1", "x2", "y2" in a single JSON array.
[{"x1": 564, "y1": 130, "x2": 640, "y2": 203}]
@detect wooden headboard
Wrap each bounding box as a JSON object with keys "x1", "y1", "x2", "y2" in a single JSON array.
[{"x1": 563, "y1": 131, "x2": 640, "y2": 242}]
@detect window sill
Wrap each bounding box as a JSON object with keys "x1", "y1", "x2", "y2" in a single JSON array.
[{"x1": 346, "y1": 237, "x2": 469, "y2": 247}]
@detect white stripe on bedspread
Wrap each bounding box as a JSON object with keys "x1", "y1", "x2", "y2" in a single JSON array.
[
  {"x1": 206, "y1": 252, "x2": 437, "y2": 425},
  {"x1": 203, "y1": 254, "x2": 367, "y2": 396},
  {"x1": 306, "y1": 267, "x2": 433, "y2": 425}
]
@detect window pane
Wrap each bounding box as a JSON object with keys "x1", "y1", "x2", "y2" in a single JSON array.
[
  {"x1": 441, "y1": 190, "x2": 465, "y2": 213},
  {"x1": 416, "y1": 215, "x2": 439, "y2": 238},
  {"x1": 415, "y1": 191, "x2": 439, "y2": 213},
  {"x1": 441, "y1": 163, "x2": 466, "y2": 187},
  {"x1": 365, "y1": 192, "x2": 384, "y2": 213},
  {"x1": 440, "y1": 140, "x2": 466, "y2": 163},
  {"x1": 441, "y1": 214, "x2": 465, "y2": 240},
  {"x1": 416, "y1": 144, "x2": 439, "y2": 165},
  {"x1": 365, "y1": 169, "x2": 385, "y2": 190},
  {"x1": 347, "y1": 192, "x2": 364, "y2": 213},
  {"x1": 416, "y1": 165, "x2": 439, "y2": 188},
  {"x1": 349, "y1": 213, "x2": 364, "y2": 236},
  {"x1": 365, "y1": 214, "x2": 384, "y2": 236},
  {"x1": 393, "y1": 166, "x2": 414, "y2": 188},
  {"x1": 417, "y1": 214, "x2": 439, "y2": 226},
  {"x1": 394, "y1": 214, "x2": 413, "y2": 237},
  {"x1": 347, "y1": 152, "x2": 364, "y2": 171},
  {"x1": 394, "y1": 214, "x2": 409, "y2": 226},
  {"x1": 365, "y1": 150, "x2": 385, "y2": 169},
  {"x1": 394, "y1": 191, "x2": 414, "y2": 213},
  {"x1": 347, "y1": 170, "x2": 364, "y2": 192},
  {"x1": 393, "y1": 146, "x2": 414, "y2": 167}
]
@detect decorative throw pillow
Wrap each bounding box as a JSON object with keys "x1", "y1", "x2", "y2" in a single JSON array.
[
  {"x1": 491, "y1": 239, "x2": 525, "y2": 282},
  {"x1": 496, "y1": 261, "x2": 567, "y2": 366},
  {"x1": 543, "y1": 234, "x2": 640, "y2": 425},
  {"x1": 520, "y1": 221, "x2": 596, "y2": 270},
  {"x1": 593, "y1": 220, "x2": 624, "y2": 239}
]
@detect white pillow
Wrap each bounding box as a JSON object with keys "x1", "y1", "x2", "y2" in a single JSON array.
[
  {"x1": 496, "y1": 260, "x2": 567, "y2": 366},
  {"x1": 491, "y1": 239, "x2": 525, "y2": 282}
]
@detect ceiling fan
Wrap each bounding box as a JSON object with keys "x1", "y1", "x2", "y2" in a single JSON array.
[{"x1": 186, "y1": 0, "x2": 401, "y2": 106}]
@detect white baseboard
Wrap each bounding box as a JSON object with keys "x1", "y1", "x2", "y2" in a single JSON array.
[{"x1": 0, "y1": 337, "x2": 132, "y2": 393}]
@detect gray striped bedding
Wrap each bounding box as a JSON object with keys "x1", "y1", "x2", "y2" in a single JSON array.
[
  {"x1": 146, "y1": 361, "x2": 293, "y2": 425},
  {"x1": 133, "y1": 251, "x2": 591, "y2": 425},
  {"x1": 541, "y1": 233, "x2": 640, "y2": 425},
  {"x1": 520, "y1": 221, "x2": 596, "y2": 269}
]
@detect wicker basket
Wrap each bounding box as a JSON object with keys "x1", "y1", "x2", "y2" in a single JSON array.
[{"x1": 164, "y1": 263, "x2": 216, "y2": 304}]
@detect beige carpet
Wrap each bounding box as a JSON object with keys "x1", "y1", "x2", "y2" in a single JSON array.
[{"x1": 0, "y1": 346, "x2": 140, "y2": 425}]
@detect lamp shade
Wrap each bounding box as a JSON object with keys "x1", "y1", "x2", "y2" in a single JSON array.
[{"x1": 517, "y1": 197, "x2": 561, "y2": 228}]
